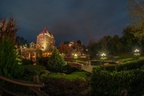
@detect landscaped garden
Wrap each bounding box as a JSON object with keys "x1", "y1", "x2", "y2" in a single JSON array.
[{"x1": 0, "y1": 18, "x2": 144, "y2": 96}]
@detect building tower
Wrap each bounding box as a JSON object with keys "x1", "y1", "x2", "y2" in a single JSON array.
[{"x1": 36, "y1": 27, "x2": 55, "y2": 52}]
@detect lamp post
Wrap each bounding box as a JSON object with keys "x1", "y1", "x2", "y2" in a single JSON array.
[
  {"x1": 86, "y1": 49, "x2": 90, "y2": 65},
  {"x1": 134, "y1": 49, "x2": 140, "y2": 60},
  {"x1": 74, "y1": 53, "x2": 78, "y2": 62},
  {"x1": 100, "y1": 53, "x2": 107, "y2": 65}
]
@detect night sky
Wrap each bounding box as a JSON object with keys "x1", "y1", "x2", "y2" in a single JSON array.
[{"x1": 0, "y1": 0, "x2": 129, "y2": 46}]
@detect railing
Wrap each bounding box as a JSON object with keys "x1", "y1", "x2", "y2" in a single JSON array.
[{"x1": 0, "y1": 76, "x2": 49, "y2": 96}]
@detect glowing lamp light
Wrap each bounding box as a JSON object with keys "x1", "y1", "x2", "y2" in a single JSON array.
[
  {"x1": 134, "y1": 48, "x2": 140, "y2": 57},
  {"x1": 74, "y1": 54, "x2": 78, "y2": 57},
  {"x1": 100, "y1": 52, "x2": 107, "y2": 62},
  {"x1": 101, "y1": 53, "x2": 106, "y2": 57},
  {"x1": 134, "y1": 49, "x2": 139, "y2": 53}
]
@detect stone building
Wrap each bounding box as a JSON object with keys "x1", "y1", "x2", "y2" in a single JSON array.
[
  {"x1": 20, "y1": 27, "x2": 55, "y2": 62},
  {"x1": 36, "y1": 27, "x2": 55, "y2": 51}
]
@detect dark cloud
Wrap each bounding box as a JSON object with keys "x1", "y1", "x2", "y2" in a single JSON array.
[{"x1": 0, "y1": 0, "x2": 129, "y2": 46}]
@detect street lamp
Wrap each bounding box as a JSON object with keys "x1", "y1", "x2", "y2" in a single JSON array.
[
  {"x1": 134, "y1": 49, "x2": 140, "y2": 60},
  {"x1": 74, "y1": 53, "x2": 78, "y2": 58},
  {"x1": 74, "y1": 53, "x2": 78, "y2": 62},
  {"x1": 86, "y1": 49, "x2": 90, "y2": 65},
  {"x1": 101, "y1": 53, "x2": 106, "y2": 57},
  {"x1": 100, "y1": 53, "x2": 107, "y2": 65}
]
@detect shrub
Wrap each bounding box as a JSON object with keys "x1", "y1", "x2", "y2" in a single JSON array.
[
  {"x1": 21, "y1": 59, "x2": 33, "y2": 65},
  {"x1": 116, "y1": 60, "x2": 144, "y2": 71},
  {"x1": 41, "y1": 78, "x2": 90, "y2": 96},
  {"x1": 63, "y1": 64, "x2": 79, "y2": 74},
  {"x1": 37, "y1": 57, "x2": 49, "y2": 66},
  {"x1": 47, "y1": 48, "x2": 66, "y2": 72},
  {"x1": 129, "y1": 69, "x2": 144, "y2": 96},
  {"x1": 24, "y1": 65, "x2": 46, "y2": 75},
  {"x1": 91, "y1": 67, "x2": 144, "y2": 96},
  {"x1": 97, "y1": 60, "x2": 144, "y2": 72}
]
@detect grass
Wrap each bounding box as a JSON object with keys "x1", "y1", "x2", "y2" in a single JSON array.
[
  {"x1": 139, "y1": 55, "x2": 144, "y2": 60},
  {"x1": 40, "y1": 54, "x2": 144, "y2": 80},
  {"x1": 118, "y1": 55, "x2": 144, "y2": 64},
  {"x1": 119, "y1": 58, "x2": 133, "y2": 63},
  {"x1": 41, "y1": 71, "x2": 89, "y2": 80}
]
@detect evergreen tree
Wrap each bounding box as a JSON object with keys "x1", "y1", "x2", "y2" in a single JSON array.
[
  {"x1": 0, "y1": 18, "x2": 24, "y2": 78},
  {"x1": 47, "y1": 48, "x2": 66, "y2": 72},
  {"x1": 0, "y1": 36, "x2": 24, "y2": 78}
]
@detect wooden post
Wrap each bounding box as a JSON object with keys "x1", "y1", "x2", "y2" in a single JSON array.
[
  {"x1": 33, "y1": 74, "x2": 41, "y2": 96},
  {"x1": 33, "y1": 75, "x2": 40, "y2": 84},
  {"x1": 120, "y1": 90, "x2": 127, "y2": 96},
  {"x1": 0, "y1": 89, "x2": 3, "y2": 96}
]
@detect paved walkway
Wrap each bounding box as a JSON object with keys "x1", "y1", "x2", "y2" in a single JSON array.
[{"x1": 81, "y1": 64, "x2": 93, "y2": 73}]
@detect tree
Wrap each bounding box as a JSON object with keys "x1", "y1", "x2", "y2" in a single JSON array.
[
  {"x1": 128, "y1": 0, "x2": 144, "y2": 42},
  {"x1": 0, "y1": 17, "x2": 17, "y2": 43},
  {"x1": 87, "y1": 40, "x2": 100, "y2": 58},
  {"x1": 128, "y1": 0, "x2": 144, "y2": 25},
  {"x1": 124, "y1": 0, "x2": 144, "y2": 49},
  {"x1": 77, "y1": 40, "x2": 82, "y2": 45},
  {"x1": 0, "y1": 36, "x2": 24, "y2": 78},
  {"x1": 128, "y1": 0, "x2": 144, "y2": 52},
  {"x1": 16, "y1": 36, "x2": 27, "y2": 46},
  {"x1": 0, "y1": 18, "x2": 24, "y2": 78},
  {"x1": 110, "y1": 35, "x2": 124, "y2": 54},
  {"x1": 47, "y1": 48, "x2": 66, "y2": 72},
  {"x1": 122, "y1": 25, "x2": 143, "y2": 50},
  {"x1": 58, "y1": 42, "x2": 73, "y2": 57}
]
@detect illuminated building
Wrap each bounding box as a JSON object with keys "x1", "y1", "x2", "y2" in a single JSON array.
[
  {"x1": 36, "y1": 27, "x2": 55, "y2": 57},
  {"x1": 36, "y1": 27, "x2": 55, "y2": 51},
  {"x1": 20, "y1": 27, "x2": 55, "y2": 61},
  {"x1": 58, "y1": 41, "x2": 85, "y2": 58}
]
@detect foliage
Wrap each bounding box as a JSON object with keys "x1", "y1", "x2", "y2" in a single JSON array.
[
  {"x1": 97, "y1": 60, "x2": 144, "y2": 72},
  {"x1": 41, "y1": 77, "x2": 90, "y2": 96},
  {"x1": 0, "y1": 17, "x2": 24, "y2": 78},
  {"x1": 47, "y1": 48, "x2": 66, "y2": 72},
  {"x1": 24, "y1": 65, "x2": 46, "y2": 75},
  {"x1": 21, "y1": 65, "x2": 46, "y2": 82},
  {"x1": 87, "y1": 40, "x2": 100, "y2": 58},
  {"x1": 16, "y1": 36, "x2": 27, "y2": 46},
  {"x1": 91, "y1": 69, "x2": 134, "y2": 96},
  {"x1": 128, "y1": 0, "x2": 144, "y2": 25},
  {"x1": 128, "y1": 0, "x2": 144, "y2": 51},
  {"x1": 77, "y1": 40, "x2": 83, "y2": 45},
  {"x1": 21, "y1": 59, "x2": 33, "y2": 65},
  {"x1": 63, "y1": 64, "x2": 80, "y2": 74},
  {"x1": 123, "y1": 25, "x2": 143, "y2": 48},
  {"x1": 0, "y1": 34, "x2": 24, "y2": 78},
  {"x1": 91, "y1": 60, "x2": 144, "y2": 96},
  {"x1": 58, "y1": 42, "x2": 73, "y2": 56},
  {"x1": 87, "y1": 35, "x2": 126, "y2": 58},
  {"x1": 87, "y1": 24, "x2": 144, "y2": 58},
  {"x1": 0, "y1": 17, "x2": 17, "y2": 43},
  {"x1": 37, "y1": 57, "x2": 49, "y2": 66}
]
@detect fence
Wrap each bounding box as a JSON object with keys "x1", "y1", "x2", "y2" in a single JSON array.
[{"x1": 0, "y1": 75, "x2": 48, "y2": 96}]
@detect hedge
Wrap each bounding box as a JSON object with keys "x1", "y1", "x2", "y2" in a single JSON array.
[
  {"x1": 91, "y1": 67, "x2": 144, "y2": 96},
  {"x1": 97, "y1": 60, "x2": 144, "y2": 72},
  {"x1": 41, "y1": 77, "x2": 90, "y2": 96}
]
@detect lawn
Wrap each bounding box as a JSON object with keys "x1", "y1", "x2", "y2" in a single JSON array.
[{"x1": 41, "y1": 71, "x2": 90, "y2": 80}]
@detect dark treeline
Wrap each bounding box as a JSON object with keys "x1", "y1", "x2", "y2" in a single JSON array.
[{"x1": 87, "y1": 25, "x2": 144, "y2": 58}]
